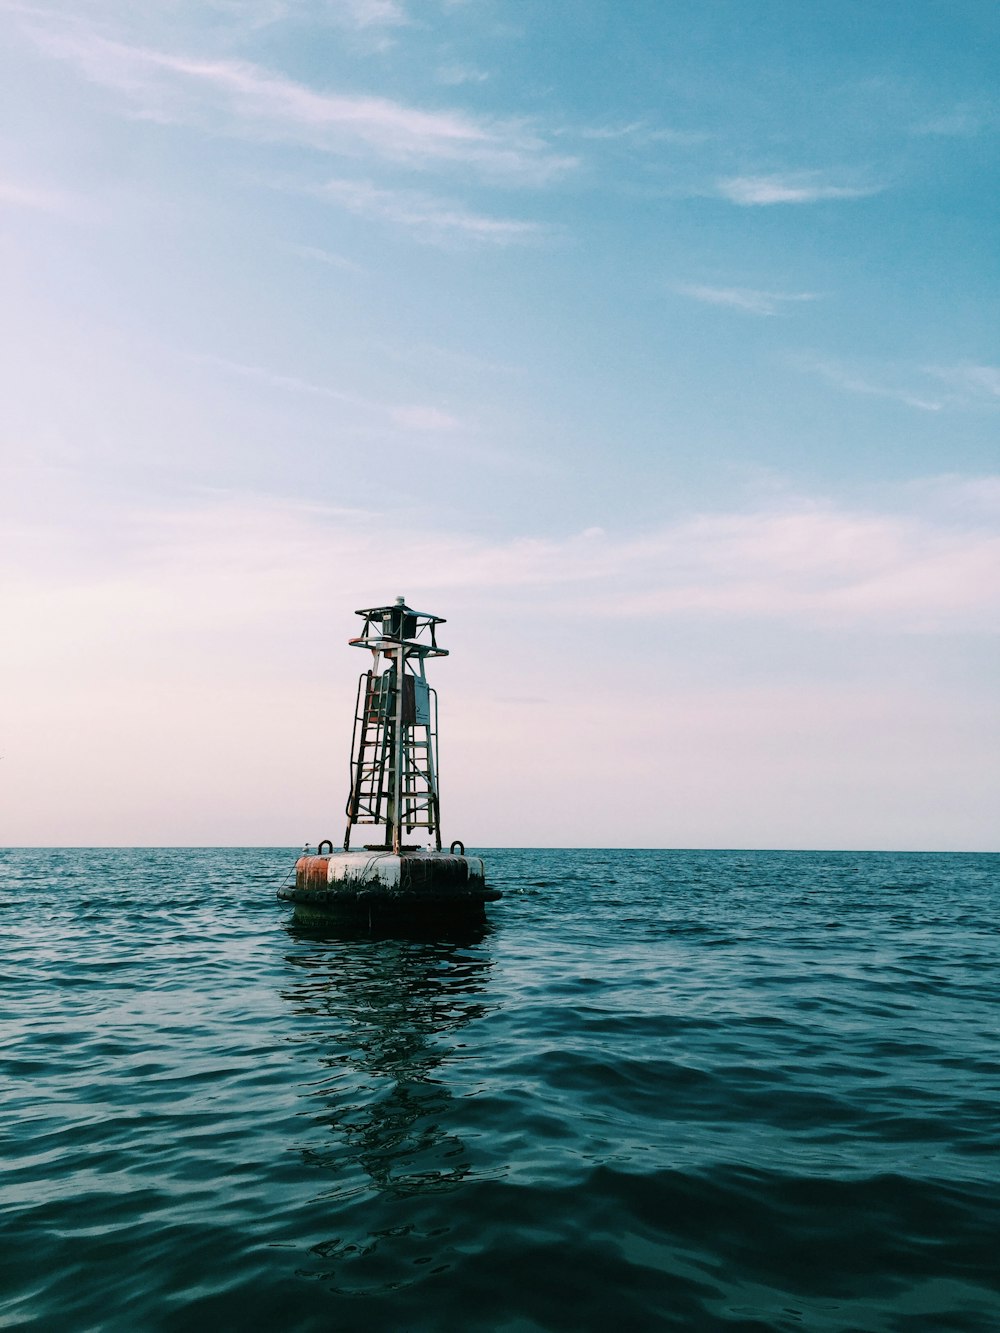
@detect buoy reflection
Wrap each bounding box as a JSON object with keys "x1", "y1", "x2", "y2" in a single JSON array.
[{"x1": 281, "y1": 920, "x2": 496, "y2": 1200}]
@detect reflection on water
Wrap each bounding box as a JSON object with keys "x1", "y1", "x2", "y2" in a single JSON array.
[{"x1": 281, "y1": 920, "x2": 496, "y2": 1208}]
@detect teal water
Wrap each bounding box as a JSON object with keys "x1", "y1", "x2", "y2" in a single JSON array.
[{"x1": 2, "y1": 848, "x2": 998, "y2": 1331}]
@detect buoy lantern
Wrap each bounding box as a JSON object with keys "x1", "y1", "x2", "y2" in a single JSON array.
[{"x1": 278, "y1": 597, "x2": 500, "y2": 920}]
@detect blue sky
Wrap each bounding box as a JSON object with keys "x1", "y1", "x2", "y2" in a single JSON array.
[{"x1": 2, "y1": 0, "x2": 998, "y2": 848}]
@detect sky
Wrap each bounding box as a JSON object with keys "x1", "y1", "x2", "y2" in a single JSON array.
[{"x1": 1, "y1": 0, "x2": 998, "y2": 849}]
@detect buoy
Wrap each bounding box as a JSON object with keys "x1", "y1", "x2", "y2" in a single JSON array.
[{"x1": 278, "y1": 597, "x2": 500, "y2": 920}]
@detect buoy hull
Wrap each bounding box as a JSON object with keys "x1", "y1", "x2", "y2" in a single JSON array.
[{"x1": 278, "y1": 851, "x2": 500, "y2": 919}]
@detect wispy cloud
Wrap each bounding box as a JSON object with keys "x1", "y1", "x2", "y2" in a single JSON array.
[
  {"x1": 912, "y1": 103, "x2": 998, "y2": 137},
  {"x1": 793, "y1": 355, "x2": 1000, "y2": 412},
  {"x1": 195, "y1": 353, "x2": 370, "y2": 407},
  {"x1": 717, "y1": 172, "x2": 882, "y2": 205},
  {"x1": 199, "y1": 0, "x2": 297, "y2": 30},
  {"x1": 569, "y1": 119, "x2": 709, "y2": 149},
  {"x1": 7, "y1": 484, "x2": 995, "y2": 846},
  {"x1": 926, "y1": 363, "x2": 1000, "y2": 401},
  {"x1": 332, "y1": 0, "x2": 409, "y2": 29},
  {"x1": 435, "y1": 63, "x2": 489, "y2": 87},
  {"x1": 908, "y1": 474, "x2": 1000, "y2": 515},
  {"x1": 310, "y1": 175, "x2": 543, "y2": 243},
  {"x1": 633, "y1": 507, "x2": 999, "y2": 627},
  {"x1": 677, "y1": 284, "x2": 819, "y2": 316},
  {"x1": 790, "y1": 354, "x2": 945, "y2": 412},
  {"x1": 388, "y1": 405, "x2": 462, "y2": 431},
  {"x1": 29, "y1": 26, "x2": 575, "y2": 184},
  {"x1": 283, "y1": 242, "x2": 362, "y2": 271},
  {"x1": 196, "y1": 353, "x2": 468, "y2": 433},
  {"x1": 374, "y1": 338, "x2": 523, "y2": 379},
  {"x1": 0, "y1": 175, "x2": 82, "y2": 216},
  {"x1": 17, "y1": 482, "x2": 995, "y2": 636}
]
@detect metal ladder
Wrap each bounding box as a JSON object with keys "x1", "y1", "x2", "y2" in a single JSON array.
[{"x1": 344, "y1": 670, "x2": 441, "y2": 848}]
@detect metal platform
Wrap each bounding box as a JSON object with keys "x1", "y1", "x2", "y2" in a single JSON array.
[
  {"x1": 279, "y1": 851, "x2": 500, "y2": 919},
  {"x1": 278, "y1": 597, "x2": 500, "y2": 920}
]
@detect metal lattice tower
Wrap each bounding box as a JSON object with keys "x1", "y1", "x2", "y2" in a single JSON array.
[{"x1": 344, "y1": 597, "x2": 447, "y2": 854}]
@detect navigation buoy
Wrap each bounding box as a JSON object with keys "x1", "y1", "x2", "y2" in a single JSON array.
[{"x1": 278, "y1": 597, "x2": 500, "y2": 920}]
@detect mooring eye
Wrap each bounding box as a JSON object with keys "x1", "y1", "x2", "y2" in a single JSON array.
[
  {"x1": 317, "y1": 839, "x2": 334, "y2": 855},
  {"x1": 449, "y1": 839, "x2": 465, "y2": 856}
]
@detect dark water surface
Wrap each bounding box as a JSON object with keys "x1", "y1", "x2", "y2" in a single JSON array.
[{"x1": 2, "y1": 848, "x2": 998, "y2": 1331}]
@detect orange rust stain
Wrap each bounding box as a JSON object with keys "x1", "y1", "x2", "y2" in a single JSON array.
[{"x1": 295, "y1": 855, "x2": 331, "y2": 892}]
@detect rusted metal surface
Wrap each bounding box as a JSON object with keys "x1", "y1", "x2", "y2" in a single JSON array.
[
  {"x1": 281, "y1": 850, "x2": 500, "y2": 913},
  {"x1": 295, "y1": 854, "x2": 333, "y2": 892}
]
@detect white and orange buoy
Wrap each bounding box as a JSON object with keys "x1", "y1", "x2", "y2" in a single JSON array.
[{"x1": 278, "y1": 598, "x2": 500, "y2": 920}]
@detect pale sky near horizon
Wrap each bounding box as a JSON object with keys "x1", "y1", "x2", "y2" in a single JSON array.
[{"x1": 2, "y1": 0, "x2": 998, "y2": 850}]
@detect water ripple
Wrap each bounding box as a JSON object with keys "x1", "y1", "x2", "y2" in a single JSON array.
[{"x1": 1, "y1": 847, "x2": 998, "y2": 1329}]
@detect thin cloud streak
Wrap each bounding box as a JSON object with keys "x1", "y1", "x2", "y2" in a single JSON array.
[
  {"x1": 926, "y1": 364, "x2": 1000, "y2": 401},
  {"x1": 332, "y1": 0, "x2": 409, "y2": 29},
  {"x1": 794, "y1": 355, "x2": 1000, "y2": 412},
  {"x1": 435, "y1": 63, "x2": 489, "y2": 87},
  {"x1": 577, "y1": 120, "x2": 709, "y2": 147},
  {"x1": 389, "y1": 405, "x2": 462, "y2": 431},
  {"x1": 717, "y1": 173, "x2": 882, "y2": 205},
  {"x1": 195, "y1": 353, "x2": 370, "y2": 408},
  {"x1": 191, "y1": 353, "x2": 539, "y2": 468},
  {"x1": 790, "y1": 354, "x2": 945, "y2": 412},
  {"x1": 677, "y1": 284, "x2": 819, "y2": 316},
  {"x1": 29, "y1": 25, "x2": 576, "y2": 183},
  {"x1": 283, "y1": 242, "x2": 363, "y2": 271},
  {"x1": 0, "y1": 175, "x2": 83, "y2": 216},
  {"x1": 912, "y1": 103, "x2": 998, "y2": 137},
  {"x1": 309, "y1": 176, "x2": 544, "y2": 243},
  {"x1": 195, "y1": 353, "x2": 467, "y2": 433},
  {"x1": 13, "y1": 485, "x2": 997, "y2": 636},
  {"x1": 907, "y1": 474, "x2": 1000, "y2": 515}
]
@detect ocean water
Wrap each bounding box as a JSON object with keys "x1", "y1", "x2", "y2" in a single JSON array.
[{"x1": 2, "y1": 848, "x2": 998, "y2": 1332}]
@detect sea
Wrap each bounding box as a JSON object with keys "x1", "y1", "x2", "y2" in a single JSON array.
[{"x1": 2, "y1": 847, "x2": 998, "y2": 1331}]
